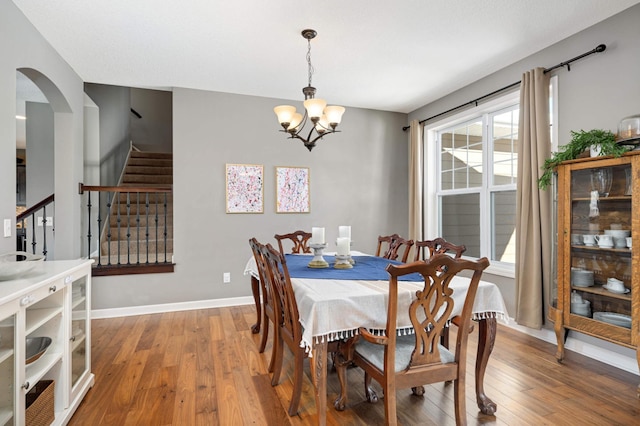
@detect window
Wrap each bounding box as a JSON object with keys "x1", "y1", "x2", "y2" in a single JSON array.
[
  {"x1": 423, "y1": 91, "x2": 520, "y2": 275},
  {"x1": 424, "y1": 78, "x2": 556, "y2": 277}
]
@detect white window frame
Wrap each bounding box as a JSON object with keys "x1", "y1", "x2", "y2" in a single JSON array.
[{"x1": 423, "y1": 76, "x2": 558, "y2": 278}]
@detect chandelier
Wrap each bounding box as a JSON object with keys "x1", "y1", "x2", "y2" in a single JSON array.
[{"x1": 274, "y1": 29, "x2": 345, "y2": 151}]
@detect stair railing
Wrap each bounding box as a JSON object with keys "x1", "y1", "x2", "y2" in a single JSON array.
[
  {"x1": 16, "y1": 194, "x2": 55, "y2": 258},
  {"x1": 79, "y1": 183, "x2": 173, "y2": 270}
]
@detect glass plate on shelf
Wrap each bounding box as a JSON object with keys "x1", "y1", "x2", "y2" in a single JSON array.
[{"x1": 592, "y1": 312, "x2": 631, "y2": 328}]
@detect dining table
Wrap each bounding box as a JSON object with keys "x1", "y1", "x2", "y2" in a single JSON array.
[{"x1": 244, "y1": 251, "x2": 509, "y2": 425}]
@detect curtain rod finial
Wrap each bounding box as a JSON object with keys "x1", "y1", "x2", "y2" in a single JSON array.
[{"x1": 596, "y1": 44, "x2": 606, "y2": 53}]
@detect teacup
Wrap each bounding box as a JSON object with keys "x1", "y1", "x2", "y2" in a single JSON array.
[
  {"x1": 571, "y1": 234, "x2": 582, "y2": 245},
  {"x1": 582, "y1": 234, "x2": 596, "y2": 246},
  {"x1": 606, "y1": 278, "x2": 625, "y2": 292},
  {"x1": 627, "y1": 237, "x2": 632, "y2": 248},
  {"x1": 613, "y1": 236, "x2": 627, "y2": 248},
  {"x1": 594, "y1": 234, "x2": 613, "y2": 247}
]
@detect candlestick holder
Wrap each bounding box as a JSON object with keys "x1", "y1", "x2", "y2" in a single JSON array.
[
  {"x1": 308, "y1": 243, "x2": 329, "y2": 268},
  {"x1": 334, "y1": 254, "x2": 353, "y2": 269}
]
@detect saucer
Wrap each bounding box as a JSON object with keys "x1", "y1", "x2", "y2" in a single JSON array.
[{"x1": 602, "y1": 285, "x2": 630, "y2": 294}]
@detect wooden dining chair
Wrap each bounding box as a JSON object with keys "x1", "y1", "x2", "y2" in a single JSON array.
[
  {"x1": 260, "y1": 242, "x2": 309, "y2": 416},
  {"x1": 413, "y1": 237, "x2": 466, "y2": 262},
  {"x1": 375, "y1": 234, "x2": 414, "y2": 263},
  {"x1": 274, "y1": 230, "x2": 312, "y2": 254},
  {"x1": 248, "y1": 238, "x2": 279, "y2": 373},
  {"x1": 334, "y1": 254, "x2": 490, "y2": 426}
]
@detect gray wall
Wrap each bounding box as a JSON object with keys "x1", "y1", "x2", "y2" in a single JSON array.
[
  {"x1": 130, "y1": 88, "x2": 172, "y2": 152},
  {"x1": 409, "y1": 4, "x2": 640, "y2": 360},
  {"x1": 84, "y1": 83, "x2": 131, "y2": 186},
  {"x1": 0, "y1": 1, "x2": 85, "y2": 259},
  {"x1": 91, "y1": 88, "x2": 408, "y2": 308}
]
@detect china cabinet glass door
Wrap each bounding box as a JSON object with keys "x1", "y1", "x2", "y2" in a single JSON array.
[
  {"x1": 0, "y1": 311, "x2": 16, "y2": 426},
  {"x1": 70, "y1": 276, "x2": 88, "y2": 398},
  {"x1": 568, "y1": 162, "x2": 632, "y2": 334}
]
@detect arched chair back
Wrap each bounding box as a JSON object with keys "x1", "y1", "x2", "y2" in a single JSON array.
[
  {"x1": 413, "y1": 237, "x2": 466, "y2": 262},
  {"x1": 375, "y1": 234, "x2": 414, "y2": 263},
  {"x1": 274, "y1": 230, "x2": 312, "y2": 254}
]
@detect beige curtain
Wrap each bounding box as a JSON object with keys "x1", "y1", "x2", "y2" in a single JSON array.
[
  {"x1": 515, "y1": 68, "x2": 552, "y2": 329},
  {"x1": 408, "y1": 120, "x2": 423, "y2": 242}
]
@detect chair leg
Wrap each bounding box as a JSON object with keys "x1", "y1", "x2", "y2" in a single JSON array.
[
  {"x1": 411, "y1": 386, "x2": 425, "y2": 396},
  {"x1": 333, "y1": 352, "x2": 350, "y2": 411},
  {"x1": 258, "y1": 312, "x2": 269, "y2": 353},
  {"x1": 267, "y1": 318, "x2": 278, "y2": 373},
  {"x1": 383, "y1": 382, "x2": 398, "y2": 426},
  {"x1": 453, "y1": 378, "x2": 467, "y2": 426},
  {"x1": 270, "y1": 332, "x2": 284, "y2": 386},
  {"x1": 364, "y1": 372, "x2": 379, "y2": 403},
  {"x1": 287, "y1": 349, "x2": 305, "y2": 416}
]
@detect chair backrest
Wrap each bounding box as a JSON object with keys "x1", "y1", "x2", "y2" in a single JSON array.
[
  {"x1": 375, "y1": 234, "x2": 415, "y2": 263},
  {"x1": 384, "y1": 254, "x2": 489, "y2": 369},
  {"x1": 249, "y1": 237, "x2": 277, "y2": 314},
  {"x1": 261, "y1": 243, "x2": 302, "y2": 343},
  {"x1": 413, "y1": 237, "x2": 466, "y2": 262},
  {"x1": 274, "y1": 230, "x2": 312, "y2": 254}
]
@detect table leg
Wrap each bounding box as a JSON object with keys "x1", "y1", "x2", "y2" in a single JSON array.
[
  {"x1": 250, "y1": 276, "x2": 261, "y2": 334},
  {"x1": 476, "y1": 317, "x2": 497, "y2": 415},
  {"x1": 310, "y1": 340, "x2": 328, "y2": 426}
]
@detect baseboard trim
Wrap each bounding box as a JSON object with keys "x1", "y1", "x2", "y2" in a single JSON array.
[
  {"x1": 91, "y1": 299, "x2": 638, "y2": 376},
  {"x1": 91, "y1": 296, "x2": 254, "y2": 319},
  {"x1": 502, "y1": 320, "x2": 639, "y2": 376}
]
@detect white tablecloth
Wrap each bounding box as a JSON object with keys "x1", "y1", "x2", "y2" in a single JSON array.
[{"x1": 244, "y1": 254, "x2": 509, "y2": 352}]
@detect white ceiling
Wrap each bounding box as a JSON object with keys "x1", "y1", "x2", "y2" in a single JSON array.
[{"x1": 12, "y1": 0, "x2": 640, "y2": 114}]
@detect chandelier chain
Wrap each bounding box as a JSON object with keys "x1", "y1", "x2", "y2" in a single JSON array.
[{"x1": 306, "y1": 38, "x2": 315, "y2": 88}]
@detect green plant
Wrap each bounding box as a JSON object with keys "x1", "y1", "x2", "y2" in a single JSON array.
[{"x1": 538, "y1": 129, "x2": 628, "y2": 189}]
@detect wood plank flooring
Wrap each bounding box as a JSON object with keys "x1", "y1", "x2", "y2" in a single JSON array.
[{"x1": 68, "y1": 306, "x2": 640, "y2": 425}]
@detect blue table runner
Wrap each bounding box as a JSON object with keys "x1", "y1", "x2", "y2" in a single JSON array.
[{"x1": 284, "y1": 255, "x2": 423, "y2": 282}]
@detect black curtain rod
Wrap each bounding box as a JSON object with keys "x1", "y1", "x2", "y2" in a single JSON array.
[{"x1": 403, "y1": 43, "x2": 607, "y2": 131}]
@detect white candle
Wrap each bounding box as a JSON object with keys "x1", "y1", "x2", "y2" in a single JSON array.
[
  {"x1": 337, "y1": 237, "x2": 350, "y2": 256},
  {"x1": 312, "y1": 227, "x2": 325, "y2": 244},
  {"x1": 338, "y1": 225, "x2": 351, "y2": 239}
]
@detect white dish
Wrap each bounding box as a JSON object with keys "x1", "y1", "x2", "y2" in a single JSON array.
[
  {"x1": 593, "y1": 312, "x2": 632, "y2": 328},
  {"x1": 602, "y1": 285, "x2": 630, "y2": 294},
  {"x1": 0, "y1": 251, "x2": 45, "y2": 281},
  {"x1": 597, "y1": 244, "x2": 614, "y2": 249},
  {"x1": 605, "y1": 229, "x2": 631, "y2": 238}
]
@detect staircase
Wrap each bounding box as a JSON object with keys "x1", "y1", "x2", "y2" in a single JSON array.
[{"x1": 99, "y1": 151, "x2": 173, "y2": 267}]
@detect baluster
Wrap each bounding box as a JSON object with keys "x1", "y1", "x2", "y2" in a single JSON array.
[
  {"x1": 20, "y1": 219, "x2": 26, "y2": 252},
  {"x1": 30, "y1": 212, "x2": 36, "y2": 254},
  {"x1": 163, "y1": 192, "x2": 168, "y2": 263},
  {"x1": 145, "y1": 193, "x2": 150, "y2": 264},
  {"x1": 97, "y1": 192, "x2": 102, "y2": 266},
  {"x1": 126, "y1": 192, "x2": 131, "y2": 265},
  {"x1": 136, "y1": 192, "x2": 140, "y2": 265},
  {"x1": 86, "y1": 191, "x2": 92, "y2": 259},
  {"x1": 42, "y1": 205, "x2": 47, "y2": 259},
  {"x1": 155, "y1": 196, "x2": 159, "y2": 264},
  {"x1": 106, "y1": 192, "x2": 112, "y2": 266},
  {"x1": 116, "y1": 191, "x2": 121, "y2": 265}
]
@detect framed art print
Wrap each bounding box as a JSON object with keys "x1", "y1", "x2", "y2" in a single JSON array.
[
  {"x1": 276, "y1": 166, "x2": 310, "y2": 213},
  {"x1": 225, "y1": 164, "x2": 264, "y2": 213}
]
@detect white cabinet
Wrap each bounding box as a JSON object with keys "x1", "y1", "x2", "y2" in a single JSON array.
[{"x1": 0, "y1": 259, "x2": 93, "y2": 426}]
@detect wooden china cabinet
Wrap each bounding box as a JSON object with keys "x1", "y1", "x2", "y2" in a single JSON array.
[{"x1": 549, "y1": 150, "x2": 640, "y2": 396}]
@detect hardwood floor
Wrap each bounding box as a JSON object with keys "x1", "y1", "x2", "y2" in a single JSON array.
[{"x1": 68, "y1": 306, "x2": 640, "y2": 425}]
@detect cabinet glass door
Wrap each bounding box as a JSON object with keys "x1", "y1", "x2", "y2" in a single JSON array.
[
  {"x1": 569, "y1": 163, "x2": 632, "y2": 332},
  {"x1": 0, "y1": 312, "x2": 16, "y2": 426},
  {"x1": 70, "y1": 276, "x2": 88, "y2": 393}
]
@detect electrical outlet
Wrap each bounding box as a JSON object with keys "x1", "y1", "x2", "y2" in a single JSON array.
[
  {"x1": 223, "y1": 272, "x2": 231, "y2": 283},
  {"x1": 3, "y1": 219, "x2": 10, "y2": 238}
]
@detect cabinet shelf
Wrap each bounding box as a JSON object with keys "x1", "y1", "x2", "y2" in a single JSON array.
[
  {"x1": 26, "y1": 307, "x2": 63, "y2": 335},
  {"x1": 571, "y1": 195, "x2": 631, "y2": 202},
  {"x1": 25, "y1": 352, "x2": 62, "y2": 386},
  {"x1": 0, "y1": 347, "x2": 12, "y2": 364},
  {"x1": 570, "y1": 285, "x2": 631, "y2": 301},
  {"x1": 571, "y1": 245, "x2": 631, "y2": 256},
  {"x1": 0, "y1": 407, "x2": 12, "y2": 426}
]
